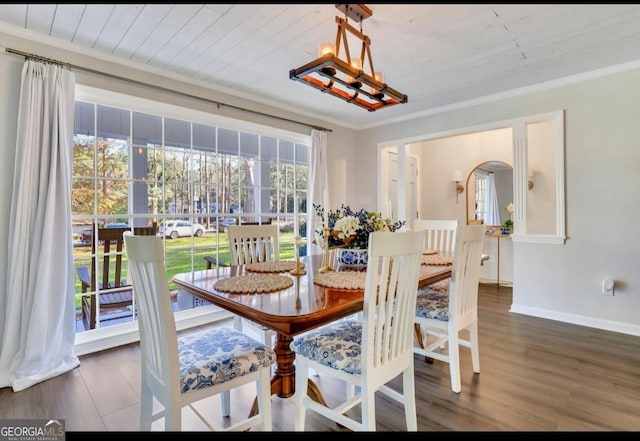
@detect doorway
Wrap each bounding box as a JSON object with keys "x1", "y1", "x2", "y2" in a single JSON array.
[{"x1": 382, "y1": 147, "x2": 417, "y2": 228}]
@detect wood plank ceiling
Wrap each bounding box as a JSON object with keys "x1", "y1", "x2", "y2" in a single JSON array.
[{"x1": 1, "y1": 4, "x2": 640, "y2": 129}]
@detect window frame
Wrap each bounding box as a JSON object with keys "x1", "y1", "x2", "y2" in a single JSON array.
[{"x1": 72, "y1": 85, "x2": 311, "y2": 353}]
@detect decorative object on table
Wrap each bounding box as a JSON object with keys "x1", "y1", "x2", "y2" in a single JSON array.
[
  {"x1": 421, "y1": 254, "x2": 453, "y2": 266},
  {"x1": 422, "y1": 248, "x2": 438, "y2": 255},
  {"x1": 336, "y1": 247, "x2": 369, "y2": 271},
  {"x1": 314, "y1": 271, "x2": 369, "y2": 290},
  {"x1": 313, "y1": 204, "x2": 405, "y2": 250},
  {"x1": 319, "y1": 228, "x2": 334, "y2": 274},
  {"x1": 502, "y1": 202, "x2": 514, "y2": 234},
  {"x1": 246, "y1": 261, "x2": 297, "y2": 273},
  {"x1": 313, "y1": 204, "x2": 405, "y2": 272},
  {"x1": 290, "y1": 235, "x2": 307, "y2": 276},
  {"x1": 214, "y1": 274, "x2": 293, "y2": 294}
]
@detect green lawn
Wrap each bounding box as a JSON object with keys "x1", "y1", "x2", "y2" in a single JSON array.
[{"x1": 73, "y1": 231, "x2": 298, "y2": 308}]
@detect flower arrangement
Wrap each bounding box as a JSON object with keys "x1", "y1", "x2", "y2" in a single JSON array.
[
  {"x1": 313, "y1": 204, "x2": 405, "y2": 249},
  {"x1": 503, "y1": 202, "x2": 514, "y2": 228}
]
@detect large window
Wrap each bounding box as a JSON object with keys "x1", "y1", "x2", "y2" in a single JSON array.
[{"x1": 71, "y1": 95, "x2": 309, "y2": 333}]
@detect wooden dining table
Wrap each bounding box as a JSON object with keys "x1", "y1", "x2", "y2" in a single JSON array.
[{"x1": 172, "y1": 253, "x2": 452, "y2": 415}]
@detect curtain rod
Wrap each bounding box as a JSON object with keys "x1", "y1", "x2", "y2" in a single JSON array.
[{"x1": 3, "y1": 46, "x2": 333, "y2": 133}]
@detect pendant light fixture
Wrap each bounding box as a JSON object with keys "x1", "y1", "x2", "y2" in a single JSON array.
[{"x1": 289, "y1": 4, "x2": 408, "y2": 112}]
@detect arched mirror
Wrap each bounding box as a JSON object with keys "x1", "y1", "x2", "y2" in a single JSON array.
[{"x1": 466, "y1": 161, "x2": 513, "y2": 226}]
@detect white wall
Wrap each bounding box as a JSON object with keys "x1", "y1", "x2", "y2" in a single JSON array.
[{"x1": 356, "y1": 67, "x2": 640, "y2": 336}]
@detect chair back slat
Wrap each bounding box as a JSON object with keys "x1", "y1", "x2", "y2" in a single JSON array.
[
  {"x1": 228, "y1": 224, "x2": 279, "y2": 265},
  {"x1": 92, "y1": 227, "x2": 129, "y2": 291},
  {"x1": 413, "y1": 219, "x2": 458, "y2": 253}
]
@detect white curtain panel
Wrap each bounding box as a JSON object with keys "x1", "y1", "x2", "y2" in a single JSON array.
[
  {"x1": 486, "y1": 173, "x2": 501, "y2": 226},
  {"x1": 0, "y1": 59, "x2": 79, "y2": 391},
  {"x1": 307, "y1": 129, "x2": 328, "y2": 256}
]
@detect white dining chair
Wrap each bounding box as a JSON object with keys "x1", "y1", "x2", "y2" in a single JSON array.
[
  {"x1": 292, "y1": 230, "x2": 424, "y2": 431},
  {"x1": 413, "y1": 224, "x2": 486, "y2": 393},
  {"x1": 123, "y1": 233, "x2": 276, "y2": 431},
  {"x1": 413, "y1": 218, "x2": 459, "y2": 254},
  {"x1": 412, "y1": 219, "x2": 458, "y2": 353},
  {"x1": 227, "y1": 224, "x2": 280, "y2": 345}
]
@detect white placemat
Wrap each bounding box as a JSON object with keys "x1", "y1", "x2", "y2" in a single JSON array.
[
  {"x1": 314, "y1": 271, "x2": 368, "y2": 290},
  {"x1": 421, "y1": 254, "x2": 453, "y2": 266},
  {"x1": 214, "y1": 274, "x2": 293, "y2": 294},
  {"x1": 245, "y1": 261, "x2": 297, "y2": 273}
]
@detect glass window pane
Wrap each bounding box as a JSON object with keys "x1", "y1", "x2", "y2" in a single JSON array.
[
  {"x1": 133, "y1": 112, "x2": 162, "y2": 146},
  {"x1": 218, "y1": 127, "x2": 238, "y2": 154},
  {"x1": 261, "y1": 136, "x2": 277, "y2": 161},
  {"x1": 279, "y1": 139, "x2": 294, "y2": 163},
  {"x1": 240, "y1": 132, "x2": 259, "y2": 157},
  {"x1": 74, "y1": 101, "x2": 95, "y2": 136},
  {"x1": 165, "y1": 118, "x2": 191, "y2": 148},
  {"x1": 193, "y1": 123, "x2": 216, "y2": 152},
  {"x1": 97, "y1": 105, "x2": 130, "y2": 140}
]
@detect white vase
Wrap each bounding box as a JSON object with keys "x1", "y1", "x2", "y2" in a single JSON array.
[{"x1": 336, "y1": 248, "x2": 368, "y2": 271}]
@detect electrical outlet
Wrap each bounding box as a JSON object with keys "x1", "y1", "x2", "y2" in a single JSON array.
[{"x1": 602, "y1": 279, "x2": 615, "y2": 296}]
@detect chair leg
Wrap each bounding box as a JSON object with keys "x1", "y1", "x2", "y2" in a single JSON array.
[
  {"x1": 415, "y1": 323, "x2": 435, "y2": 364},
  {"x1": 233, "y1": 315, "x2": 243, "y2": 332},
  {"x1": 346, "y1": 383, "x2": 357, "y2": 400},
  {"x1": 470, "y1": 321, "x2": 481, "y2": 374},
  {"x1": 257, "y1": 367, "x2": 272, "y2": 431},
  {"x1": 164, "y1": 401, "x2": 182, "y2": 431},
  {"x1": 361, "y1": 386, "x2": 377, "y2": 431},
  {"x1": 402, "y1": 367, "x2": 417, "y2": 431},
  {"x1": 293, "y1": 361, "x2": 309, "y2": 431},
  {"x1": 139, "y1": 382, "x2": 153, "y2": 431},
  {"x1": 220, "y1": 391, "x2": 230, "y2": 418},
  {"x1": 448, "y1": 332, "x2": 462, "y2": 393}
]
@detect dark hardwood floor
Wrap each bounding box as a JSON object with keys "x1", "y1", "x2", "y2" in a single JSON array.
[{"x1": 2, "y1": 283, "x2": 640, "y2": 432}]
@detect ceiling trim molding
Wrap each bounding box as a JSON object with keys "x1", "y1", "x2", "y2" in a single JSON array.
[{"x1": 359, "y1": 58, "x2": 640, "y2": 130}]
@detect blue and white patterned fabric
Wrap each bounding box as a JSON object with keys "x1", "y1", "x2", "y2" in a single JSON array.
[
  {"x1": 415, "y1": 288, "x2": 449, "y2": 321},
  {"x1": 291, "y1": 320, "x2": 362, "y2": 375},
  {"x1": 426, "y1": 278, "x2": 450, "y2": 294},
  {"x1": 178, "y1": 326, "x2": 276, "y2": 394}
]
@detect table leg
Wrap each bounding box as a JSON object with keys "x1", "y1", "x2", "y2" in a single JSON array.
[{"x1": 249, "y1": 333, "x2": 329, "y2": 417}]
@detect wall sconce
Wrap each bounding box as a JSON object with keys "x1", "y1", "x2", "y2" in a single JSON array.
[
  {"x1": 452, "y1": 170, "x2": 464, "y2": 203},
  {"x1": 528, "y1": 167, "x2": 534, "y2": 190}
]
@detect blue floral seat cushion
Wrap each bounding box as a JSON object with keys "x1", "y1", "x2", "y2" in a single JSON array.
[
  {"x1": 415, "y1": 288, "x2": 450, "y2": 321},
  {"x1": 177, "y1": 326, "x2": 276, "y2": 394},
  {"x1": 426, "y1": 277, "x2": 450, "y2": 294},
  {"x1": 291, "y1": 320, "x2": 362, "y2": 375}
]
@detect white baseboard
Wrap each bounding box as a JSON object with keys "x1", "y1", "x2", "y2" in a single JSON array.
[
  {"x1": 509, "y1": 303, "x2": 640, "y2": 337},
  {"x1": 480, "y1": 277, "x2": 512, "y2": 286}
]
